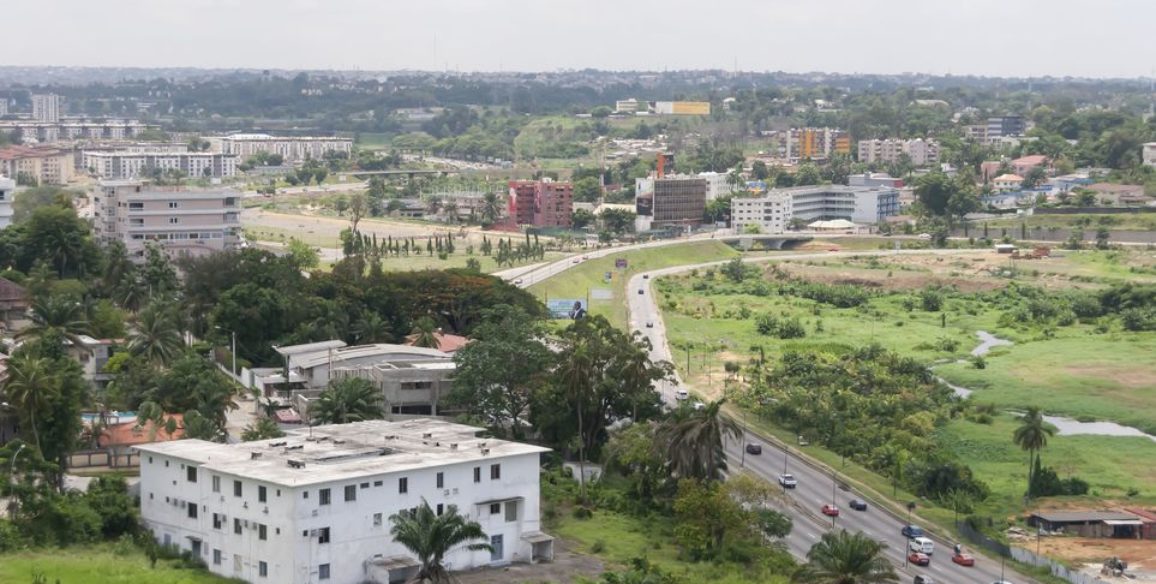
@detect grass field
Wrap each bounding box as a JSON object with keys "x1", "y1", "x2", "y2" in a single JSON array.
[
  {"x1": 979, "y1": 213, "x2": 1156, "y2": 232},
  {"x1": 0, "y1": 545, "x2": 240, "y2": 584},
  {"x1": 527, "y1": 241, "x2": 741, "y2": 329}
]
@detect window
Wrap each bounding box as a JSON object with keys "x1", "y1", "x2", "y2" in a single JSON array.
[
  {"x1": 373, "y1": 480, "x2": 383, "y2": 487},
  {"x1": 213, "y1": 549, "x2": 222, "y2": 565},
  {"x1": 373, "y1": 513, "x2": 382, "y2": 526},
  {"x1": 128, "y1": 202, "x2": 143, "y2": 210},
  {"x1": 398, "y1": 477, "x2": 408, "y2": 494},
  {"x1": 490, "y1": 464, "x2": 501, "y2": 480},
  {"x1": 436, "y1": 472, "x2": 444, "y2": 489},
  {"x1": 168, "y1": 201, "x2": 180, "y2": 209},
  {"x1": 473, "y1": 466, "x2": 481, "y2": 483},
  {"x1": 319, "y1": 488, "x2": 331, "y2": 505},
  {"x1": 213, "y1": 513, "x2": 224, "y2": 530},
  {"x1": 436, "y1": 503, "x2": 444, "y2": 516},
  {"x1": 233, "y1": 480, "x2": 242, "y2": 497},
  {"x1": 187, "y1": 466, "x2": 197, "y2": 483},
  {"x1": 258, "y1": 486, "x2": 267, "y2": 503},
  {"x1": 344, "y1": 485, "x2": 356, "y2": 502},
  {"x1": 168, "y1": 217, "x2": 180, "y2": 224},
  {"x1": 258, "y1": 561, "x2": 268, "y2": 578},
  {"x1": 258, "y1": 524, "x2": 267, "y2": 540},
  {"x1": 318, "y1": 527, "x2": 330, "y2": 544},
  {"x1": 318, "y1": 564, "x2": 331, "y2": 580},
  {"x1": 234, "y1": 518, "x2": 242, "y2": 535},
  {"x1": 187, "y1": 503, "x2": 198, "y2": 519},
  {"x1": 303, "y1": 491, "x2": 309, "y2": 499},
  {"x1": 212, "y1": 475, "x2": 220, "y2": 493},
  {"x1": 505, "y1": 501, "x2": 518, "y2": 522},
  {"x1": 489, "y1": 503, "x2": 501, "y2": 515},
  {"x1": 359, "y1": 482, "x2": 369, "y2": 489}
]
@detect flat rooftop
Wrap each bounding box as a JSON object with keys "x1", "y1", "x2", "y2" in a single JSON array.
[{"x1": 135, "y1": 419, "x2": 548, "y2": 487}]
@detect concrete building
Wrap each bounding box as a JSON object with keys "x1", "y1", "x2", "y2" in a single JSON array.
[
  {"x1": 848, "y1": 173, "x2": 903, "y2": 188},
  {"x1": 992, "y1": 174, "x2": 1024, "y2": 192},
  {"x1": 0, "y1": 146, "x2": 74, "y2": 185},
  {"x1": 642, "y1": 176, "x2": 707, "y2": 230},
  {"x1": 857, "y1": 138, "x2": 940, "y2": 167},
  {"x1": 0, "y1": 121, "x2": 158, "y2": 143},
  {"x1": 987, "y1": 116, "x2": 1026, "y2": 139},
  {"x1": 506, "y1": 179, "x2": 572, "y2": 228},
  {"x1": 732, "y1": 185, "x2": 899, "y2": 232},
  {"x1": 32, "y1": 94, "x2": 61, "y2": 123},
  {"x1": 0, "y1": 100, "x2": 8, "y2": 117},
  {"x1": 697, "y1": 171, "x2": 735, "y2": 201},
  {"x1": 614, "y1": 98, "x2": 642, "y2": 114},
  {"x1": 93, "y1": 180, "x2": 241, "y2": 262},
  {"x1": 784, "y1": 128, "x2": 851, "y2": 162},
  {"x1": 135, "y1": 419, "x2": 553, "y2": 584},
  {"x1": 0, "y1": 175, "x2": 14, "y2": 228},
  {"x1": 83, "y1": 150, "x2": 239, "y2": 179},
  {"x1": 218, "y1": 134, "x2": 353, "y2": 163},
  {"x1": 731, "y1": 192, "x2": 793, "y2": 234},
  {"x1": 652, "y1": 101, "x2": 711, "y2": 116},
  {"x1": 1142, "y1": 143, "x2": 1156, "y2": 167},
  {"x1": 1011, "y1": 155, "x2": 1049, "y2": 177}
]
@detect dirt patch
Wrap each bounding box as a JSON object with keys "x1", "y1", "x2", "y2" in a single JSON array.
[
  {"x1": 774, "y1": 262, "x2": 1006, "y2": 293},
  {"x1": 1064, "y1": 366, "x2": 1156, "y2": 389},
  {"x1": 456, "y1": 539, "x2": 603, "y2": 584},
  {"x1": 1033, "y1": 537, "x2": 1156, "y2": 582}
]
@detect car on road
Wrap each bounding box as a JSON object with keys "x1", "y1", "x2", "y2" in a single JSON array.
[
  {"x1": 514, "y1": 279, "x2": 523, "y2": 285},
  {"x1": 778, "y1": 473, "x2": 798, "y2": 489},
  {"x1": 913, "y1": 576, "x2": 934, "y2": 584},
  {"x1": 952, "y1": 552, "x2": 975, "y2": 567},
  {"x1": 908, "y1": 552, "x2": 931, "y2": 567},
  {"x1": 645, "y1": 321, "x2": 654, "y2": 328},
  {"x1": 638, "y1": 289, "x2": 644, "y2": 295},
  {"x1": 572, "y1": 258, "x2": 580, "y2": 264},
  {"x1": 848, "y1": 499, "x2": 868, "y2": 511},
  {"x1": 745, "y1": 443, "x2": 762, "y2": 455},
  {"x1": 821, "y1": 504, "x2": 840, "y2": 517},
  {"x1": 990, "y1": 581, "x2": 1014, "y2": 584},
  {"x1": 902, "y1": 524, "x2": 925, "y2": 539},
  {"x1": 909, "y1": 536, "x2": 935, "y2": 556},
  {"x1": 643, "y1": 274, "x2": 650, "y2": 279}
]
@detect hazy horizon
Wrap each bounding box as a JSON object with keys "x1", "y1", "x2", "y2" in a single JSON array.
[{"x1": 5, "y1": 0, "x2": 1155, "y2": 79}]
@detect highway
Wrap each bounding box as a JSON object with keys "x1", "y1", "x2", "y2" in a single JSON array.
[{"x1": 621, "y1": 249, "x2": 1030, "y2": 584}]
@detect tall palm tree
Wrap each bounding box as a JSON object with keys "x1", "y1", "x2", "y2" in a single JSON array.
[
  {"x1": 792, "y1": 530, "x2": 899, "y2": 584},
  {"x1": 1013, "y1": 406, "x2": 1055, "y2": 498},
  {"x1": 555, "y1": 335, "x2": 595, "y2": 501},
  {"x1": 389, "y1": 500, "x2": 492, "y2": 584},
  {"x1": 480, "y1": 192, "x2": 502, "y2": 225},
  {"x1": 409, "y1": 316, "x2": 440, "y2": 349},
  {"x1": 659, "y1": 398, "x2": 741, "y2": 482},
  {"x1": 1, "y1": 355, "x2": 57, "y2": 452},
  {"x1": 127, "y1": 303, "x2": 185, "y2": 365},
  {"x1": 354, "y1": 312, "x2": 392, "y2": 344},
  {"x1": 312, "y1": 378, "x2": 383, "y2": 425},
  {"x1": 16, "y1": 296, "x2": 92, "y2": 350}
]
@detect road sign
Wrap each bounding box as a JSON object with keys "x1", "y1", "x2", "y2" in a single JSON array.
[{"x1": 615, "y1": 258, "x2": 628, "y2": 269}]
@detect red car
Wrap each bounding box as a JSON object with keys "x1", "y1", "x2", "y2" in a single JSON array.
[
  {"x1": 952, "y1": 553, "x2": 975, "y2": 567},
  {"x1": 821, "y1": 504, "x2": 840, "y2": 517},
  {"x1": 908, "y1": 552, "x2": 931, "y2": 567}
]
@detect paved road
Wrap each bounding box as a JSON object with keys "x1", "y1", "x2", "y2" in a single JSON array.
[{"x1": 623, "y1": 248, "x2": 1030, "y2": 584}]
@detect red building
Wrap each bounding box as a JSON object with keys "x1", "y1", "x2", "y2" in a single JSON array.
[{"x1": 507, "y1": 179, "x2": 573, "y2": 228}]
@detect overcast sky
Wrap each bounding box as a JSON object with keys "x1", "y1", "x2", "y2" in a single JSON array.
[{"x1": 5, "y1": 0, "x2": 1153, "y2": 78}]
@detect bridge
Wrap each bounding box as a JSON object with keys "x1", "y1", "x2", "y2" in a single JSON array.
[
  {"x1": 345, "y1": 169, "x2": 449, "y2": 178},
  {"x1": 716, "y1": 234, "x2": 814, "y2": 250}
]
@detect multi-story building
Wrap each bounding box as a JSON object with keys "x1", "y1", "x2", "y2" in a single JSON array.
[
  {"x1": 987, "y1": 116, "x2": 1026, "y2": 140},
  {"x1": 83, "y1": 151, "x2": 239, "y2": 179},
  {"x1": 0, "y1": 146, "x2": 74, "y2": 185},
  {"x1": 732, "y1": 185, "x2": 900, "y2": 233},
  {"x1": 135, "y1": 419, "x2": 553, "y2": 584},
  {"x1": 614, "y1": 98, "x2": 642, "y2": 114},
  {"x1": 697, "y1": 172, "x2": 735, "y2": 201},
  {"x1": 505, "y1": 179, "x2": 572, "y2": 228},
  {"x1": 647, "y1": 177, "x2": 707, "y2": 229},
  {"x1": 93, "y1": 180, "x2": 241, "y2": 262},
  {"x1": 32, "y1": 94, "x2": 61, "y2": 123},
  {"x1": 507, "y1": 181, "x2": 537, "y2": 225},
  {"x1": 218, "y1": 134, "x2": 353, "y2": 163},
  {"x1": 1145, "y1": 143, "x2": 1156, "y2": 167},
  {"x1": 848, "y1": 173, "x2": 903, "y2": 188},
  {"x1": 0, "y1": 175, "x2": 14, "y2": 229},
  {"x1": 731, "y1": 192, "x2": 793, "y2": 234},
  {"x1": 0, "y1": 100, "x2": 8, "y2": 117},
  {"x1": 856, "y1": 138, "x2": 940, "y2": 167},
  {"x1": 0, "y1": 121, "x2": 159, "y2": 143},
  {"x1": 784, "y1": 128, "x2": 851, "y2": 162}
]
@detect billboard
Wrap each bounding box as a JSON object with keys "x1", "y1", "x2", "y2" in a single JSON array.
[
  {"x1": 654, "y1": 101, "x2": 711, "y2": 115},
  {"x1": 546, "y1": 299, "x2": 588, "y2": 320}
]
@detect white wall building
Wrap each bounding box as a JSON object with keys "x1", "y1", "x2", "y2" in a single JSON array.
[
  {"x1": 93, "y1": 180, "x2": 242, "y2": 262},
  {"x1": 83, "y1": 150, "x2": 239, "y2": 179},
  {"x1": 135, "y1": 419, "x2": 553, "y2": 584},
  {"x1": 1144, "y1": 143, "x2": 1156, "y2": 167},
  {"x1": 857, "y1": 138, "x2": 940, "y2": 167},
  {"x1": 697, "y1": 171, "x2": 735, "y2": 201},
  {"x1": 32, "y1": 94, "x2": 61, "y2": 123},
  {"x1": 731, "y1": 192, "x2": 793, "y2": 234},
  {"x1": 0, "y1": 175, "x2": 14, "y2": 229},
  {"x1": 731, "y1": 185, "x2": 901, "y2": 233},
  {"x1": 218, "y1": 134, "x2": 353, "y2": 163}
]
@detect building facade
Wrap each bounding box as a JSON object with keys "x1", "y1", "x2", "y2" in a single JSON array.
[
  {"x1": 733, "y1": 185, "x2": 900, "y2": 232},
  {"x1": 784, "y1": 128, "x2": 851, "y2": 162},
  {"x1": 31, "y1": 94, "x2": 61, "y2": 123},
  {"x1": 218, "y1": 134, "x2": 353, "y2": 163},
  {"x1": 1144, "y1": 143, "x2": 1156, "y2": 167},
  {"x1": 83, "y1": 151, "x2": 239, "y2": 179},
  {"x1": 506, "y1": 179, "x2": 572, "y2": 228},
  {"x1": 857, "y1": 138, "x2": 940, "y2": 167},
  {"x1": 0, "y1": 146, "x2": 74, "y2": 185},
  {"x1": 135, "y1": 419, "x2": 552, "y2": 584},
  {"x1": 0, "y1": 121, "x2": 158, "y2": 143},
  {"x1": 731, "y1": 192, "x2": 793, "y2": 234},
  {"x1": 93, "y1": 180, "x2": 241, "y2": 261},
  {"x1": 0, "y1": 175, "x2": 14, "y2": 229},
  {"x1": 987, "y1": 116, "x2": 1026, "y2": 139},
  {"x1": 649, "y1": 177, "x2": 707, "y2": 229}
]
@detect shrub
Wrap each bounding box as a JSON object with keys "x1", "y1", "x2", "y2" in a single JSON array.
[
  {"x1": 920, "y1": 289, "x2": 944, "y2": 312},
  {"x1": 970, "y1": 355, "x2": 987, "y2": 369}
]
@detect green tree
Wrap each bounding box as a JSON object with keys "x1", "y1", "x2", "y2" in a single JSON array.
[
  {"x1": 573, "y1": 177, "x2": 603, "y2": 203},
  {"x1": 312, "y1": 377, "x2": 383, "y2": 425},
  {"x1": 572, "y1": 208, "x2": 597, "y2": 229},
  {"x1": 1013, "y1": 406, "x2": 1055, "y2": 498},
  {"x1": 1022, "y1": 165, "x2": 1048, "y2": 189},
  {"x1": 672, "y1": 479, "x2": 746, "y2": 560},
  {"x1": 659, "y1": 399, "x2": 741, "y2": 482},
  {"x1": 17, "y1": 295, "x2": 92, "y2": 350},
  {"x1": 12, "y1": 186, "x2": 74, "y2": 224},
  {"x1": 286, "y1": 238, "x2": 321, "y2": 270},
  {"x1": 1, "y1": 355, "x2": 56, "y2": 452},
  {"x1": 241, "y1": 417, "x2": 286, "y2": 442},
  {"x1": 389, "y1": 500, "x2": 492, "y2": 584},
  {"x1": 480, "y1": 192, "x2": 503, "y2": 225},
  {"x1": 600, "y1": 208, "x2": 636, "y2": 235},
  {"x1": 915, "y1": 172, "x2": 958, "y2": 217},
  {"x1": 409, "y1": 316, "x2": 440, "y2": 349},
  {"x1": 794, "y1": 163, "x2": 822, "y2": 186},
  {"x1": 791, "y1": 530, "x2": 899, "y2": 584}
]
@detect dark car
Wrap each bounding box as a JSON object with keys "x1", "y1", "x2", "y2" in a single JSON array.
[
  {"x1": 745, "y1": 443, "x2": 762, "y2": 455},
  {"x1": 902, "y1": 524, "x2": 925, "y2": 539},
  {"x1": 849, "y1": 499, "x2": 868, "y2": 511},
  {"x1": 643, "y1": 274, "x2": 650, "y2": 279},
  {"x1": 638, "y1": 289, "x2": 644, "y2": 295},
  {"x1": 908, "y1": 552, "x2": 931, "y2": 567}
]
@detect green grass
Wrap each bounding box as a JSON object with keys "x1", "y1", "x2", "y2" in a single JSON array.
[
  {"x1": 979, "y1": 213, "x2": 1156, "y2": 232},
  {"x1": 355, "y1": 132, "x2": 392, "y2": 149},
  {"x1": 0, "y1": 544, "x2": 241, "y2": 584},
  {"x1": 527, "y1": 241, "x2": 740, "y2": 329}
]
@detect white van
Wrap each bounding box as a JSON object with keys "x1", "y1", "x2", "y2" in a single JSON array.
[
  {"x1": 675, "y1": 389, "x2": 689, "y2": 401},
  {"x1": 909, "y1": 536, "x2": 935, "y2": 556}
]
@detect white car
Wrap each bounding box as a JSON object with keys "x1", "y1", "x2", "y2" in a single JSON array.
[
  {"x1": 675, "y1": 389, "x2": 689, "y2": 401},
  {"x1": 778, "y1": 473, "x2": 798, "y2": 489},
  {"x1": 692, "y1": 401, "x2": 705, "y2": 411}
]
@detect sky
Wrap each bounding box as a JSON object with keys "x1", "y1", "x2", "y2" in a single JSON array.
[{"x1": 4, "y1": 0, "x2": 1154, "y2": 78}]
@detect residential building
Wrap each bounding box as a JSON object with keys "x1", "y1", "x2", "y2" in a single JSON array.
[
  {"x1": 69, "y1": 335, "x2": 119, "y2": 386},
  {"x1": 505, "y1": 179, "x2": 572, "y2": 228},
  {"x1": 964, "y1": 124, "x2": 988, "y2": 142},
  {"x1": 218, "y1": 134, "x2": 353, "y2": 163},
  {"x1": 31, "y1": 94, "x2": 61, "y2": 123},
  {"x1": 507, "y1": 181, "x2": 537, "y2": 225},
  {"x1": 732, "y1": 185, "x2": 900, "y2": 233},
  {"x1": 783, "y1": 128, "x2": 851, "y2": 162},
  {"x1": 992, "y1": 174, "x2": 1024, "y2": 192},
  {"x1": 0, "y1": 277, "x2": 30, "y2": 331},
  {"x1": 402, "y1": 331, "x2": 469, "y2": 355},
  {"x1": 83, "y1": 150, "x2": 239, "y2": 179},
  {"x1": 614, "y1": 98, "x2": 642, "y2": 114},
  {"x1": 0, "y1": 100, "x2": 8, "y2": 116},
  {"x1": 0, "y1": 121, "x2": 158, "y2": 143},
  {"x1": 652, "y1": 101, "x2": 711, "y2": 115},
  {"x1": 644, "y1": 177, "x2": 707, "y2": 229},
  {"x1": 93, "y1": 180, "x2": 242, "y2": 262},
  {"x1": 697, "y1": 171, "x2": 735, "y2": 201},
  {"x1": 96, "y1": 412, "x2": 184, "y2": 469},
  {"x1": 1083, "y1": 183, "x2": 1149, "y2": 206},
  {"x1": 987, "y1": 116, "x2": 1026, "y2": 139},
  {"x1": 1012, "y1": 155, "x2": 1049, "y2": 177},
  {"x1": 848, "y1": 173, "x2": 903, "y2": 188},
  {"x1": 135, "y1": 419, "x2": 553, "y2": 584},
  {"x1": 857, "y1": 139, "x2": 939, "y2": 167},
  {"x1": 1143, "y1": 143, "x2": 1156, "y2": 167},
  {"x1": 0, "y1": 175, "x2": 14, "y2": 228},
  {"x1": 0, "y1": 146, "x2": 74, "y2": 185},
  {"x1": 731, "y1": 192, "x2": 793, "y2": 234}
]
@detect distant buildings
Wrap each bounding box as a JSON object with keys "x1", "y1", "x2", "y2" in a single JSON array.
[
  {"x1": 611, "y1": 99, "x2": 710, "y2": 116},
  {"x1": 638, "y1": 176, "x2": 707, "y2": 230},
  {"x1": 0, "y1": 175, "x2": 14, "y2": 229},
  {"x1": 857, "y1": 138, "x2": 940, "y2": 167},
  {"x1": 987, "y1": 116, "x2": 1026, "y2": 140},
  {"x1": 83, "y1": 150, "x2": 239, "y2": 179},
  {"x1": 992, "y1": 174, "x2": 1024, "y2": 192},
  {"x1": 0, "y1": 145, "x2": 74, "y2": 185},
  {"x1": 1011, "y1": 155, "x2": 1049, "y2": 177},
  {"x1": 783, "y1": 128, "x2": 851, "y2": 162},
  {"x1": 1143, "y1": 143, "x2": 1156, "y2": 167},
  {"x1": 93, "y1": 179, "x2": 242, "y2": 261},
  {"x1": 506, "y1": 179, "x2": 573, "y2": 228},
  {"x1": 614, "y1": 98, "x2": 642, "y2": 114},
  {"x1": 0, "y1": 100, "x2": 8, "y2": 117},
  {"x1": 135, "y1": 418, "x2": 553, "y2": 584},
  {"x1": 848, "y1": 173, "x2": 904, "y2": 188},
  {"x1": 731, "y1": 185, "x2": 900, "y2": 234},
  {"x1": 0, "y1": 120, "x2": 159, "y2": 143},
  {"x1": 31, "y1": 94, "x2": 61, "y2": 123},
  {"x1": 217, "y1": 134, "x2": 353, "y2": 163}
]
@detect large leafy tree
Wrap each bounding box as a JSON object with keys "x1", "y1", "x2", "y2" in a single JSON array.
[
  {"x1": 659, "y1": 399, "x2": 740, "y2": 482},
  {"x1": 1013, "y1": 406, "x2": 1055, "y2": 498},
  {"x1": 311, "y1": 377, "x2": 383, "y2": 425},
  {"x1": 792, "y1": 530, "x2": 899, "y2": 584},
  {"x1": 18, "y1": 206, "x2": 101, "y2": 278},
  {"x1": 389, "y1": 500, "x2": 492, "y2": 584}
]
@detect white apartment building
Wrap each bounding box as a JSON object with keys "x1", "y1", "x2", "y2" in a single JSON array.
[
  {"x1": 697, "y1": 171, "x2": 735, "y2": 202},
  {"x1": 135, "y1": 419, "x2": 553, "y2": 584},
  {"x1": 83, "y1": 150, "x2": 239, "y2": 179},
  {"x1": 0, "y1": 175, "x2": 14, "y2": 229},
  {"x1": 1144, "y1": 143, "x2": 1156, "y2": 167},
  {"x1": 0, "y1": 121, "x2": 159, "y2": 143},
  {"x1": 32, "y1": 94, "x2": 61, "y2": 123},
  {"x1": 731, "y1": 192, "x2": 793, "y2": 234},
  {"x1": 614, "y1": 98, "x2": 642, "y2": 114},
  {"x1": 93, "y1": 180, "x2": 241, "y2": 261},
  {"x1": 732, "y1": 185, "x2": 901, "y2": 233},
  {"x1": 857, "y1": 138, "x2": 940, "y2": 167},
  {"x1": 0, "y1": 100, "x2": 8, "y2": 117},
  {"x1": 219, "y1": 134, "x2": 353, "y2": 163}
]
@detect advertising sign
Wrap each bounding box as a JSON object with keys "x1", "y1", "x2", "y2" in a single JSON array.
[{"x1": 546, "y1": 299, "x2": 588, "y2": 320}]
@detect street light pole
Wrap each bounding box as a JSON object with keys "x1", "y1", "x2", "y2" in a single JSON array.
[
  {"x1": 231, "y1": 331, "x2": 237, "y2": 377},
  {"x1": 9, "y1": 442, "x2": 26, "y2": 476}
]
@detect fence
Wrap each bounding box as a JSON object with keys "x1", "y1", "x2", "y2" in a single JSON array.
[
  {"x1": 957, "y1": 520, "x2": 1112, "y2": 584},
  {"x1": 68, "y1": 449, "x2": 139, "y2": 469}
]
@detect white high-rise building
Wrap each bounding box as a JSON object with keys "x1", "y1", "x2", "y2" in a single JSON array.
[
  {"x1": 0, "y1": 175, "x2": 15, "y2": 229},
  {"x1": 31, "y1": 94, "x2": 61, "y2": 123},
  {"x1": 135, "y1": 419, "x2": 553, "y2": 584},
  {"x1": 857, "y1": 138, "x2": 940, "y2": 167}
]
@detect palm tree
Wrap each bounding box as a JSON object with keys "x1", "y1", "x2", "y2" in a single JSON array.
[
  {"x1": 480, "y1": 192, "x2": 502, "y2": 225},
  {"x1": 1, "y1": 355, "x2": 57, "y2": 452},
  {"x1": 409, "y1": 316, "x2": 440, "y2": 349},
  {"x1": 792, "y1": 530, "x2": 899, "y2": 584},
  {"x1": 16, "y1": 296, "x2": 92, "y2": 350},
  {"x1": 555, "y1": 335, "x2": 595, "y2": 501},
  {"x1": 1013, "y1": 406, "x2": 1055, "y2": 498},
  {"x1": 312, "y1": 378, "x2": 383, "y2": 424},
  {"x1": 127, "y1": 303, "x2": 185, "y2": 365},
  {"x1": 389, "y1": 500, "x2": 492, "y2": 583},
  {"x1": 353, "y1": 312, "x2": 392, "y2": 344},
  {"x1": 241, "y1": 417, "x2": 286, "y2": 442},
  {"x1": 659, "y1": 398, "x2": 741, "y2": 482}
]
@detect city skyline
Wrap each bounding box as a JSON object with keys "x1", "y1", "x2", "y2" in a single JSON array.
[{"x1": 4, "y1": 0, "x2": 1155, "y2": 79}]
